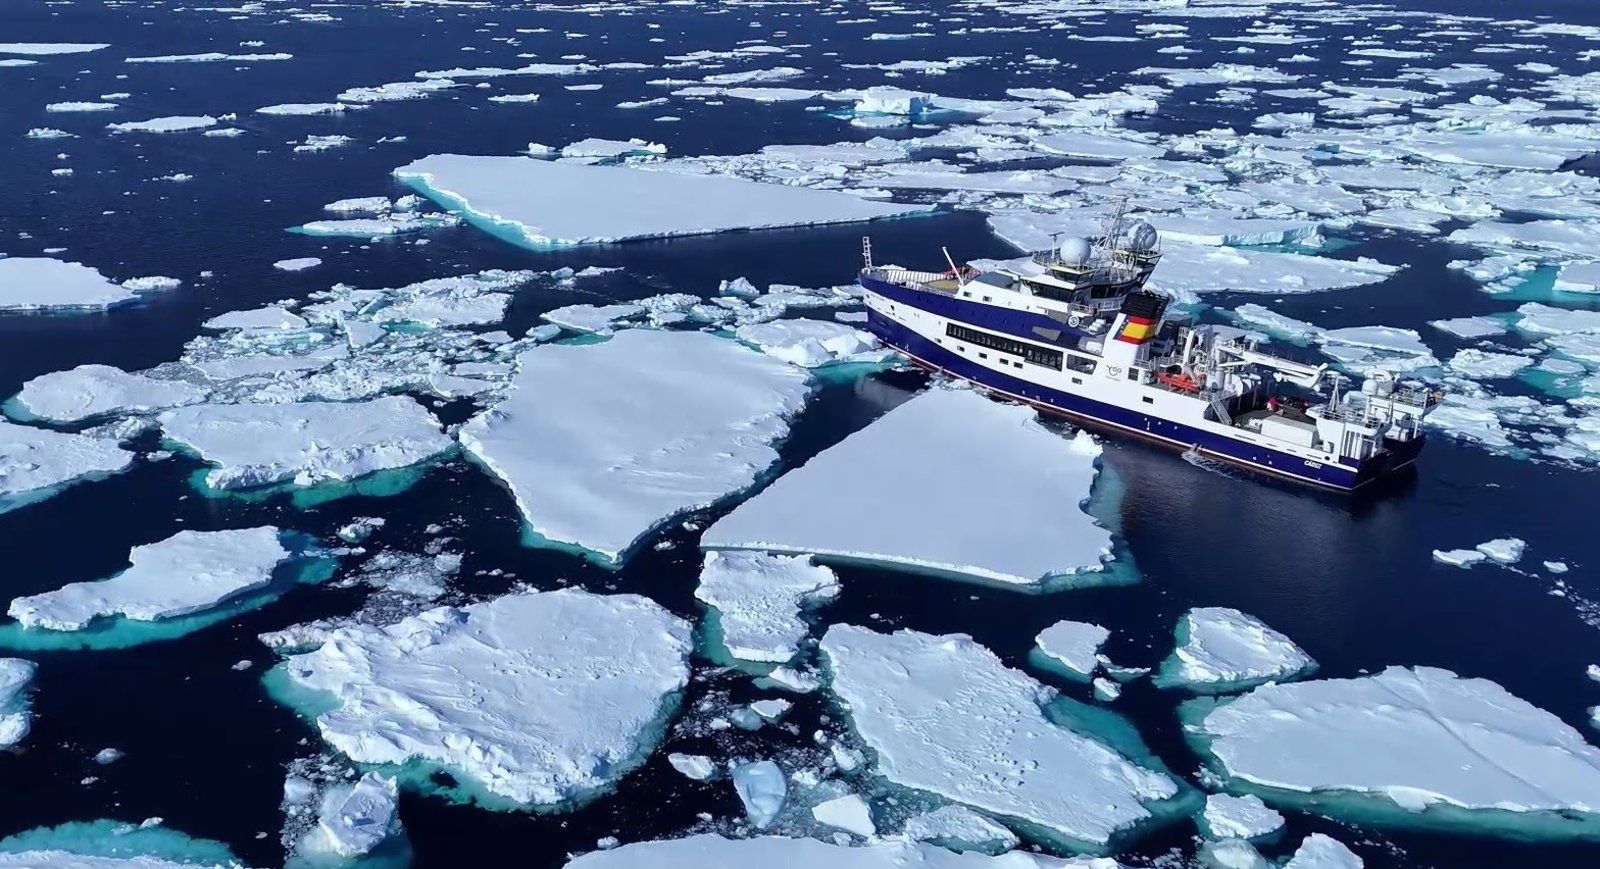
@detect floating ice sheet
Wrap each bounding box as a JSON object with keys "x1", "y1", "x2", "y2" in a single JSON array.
[
  {"x1": 11, "y1": 365, "x2": 208, "y2": 424},
  {"x1": 460, "y1": 330, "x2": 811, "y2": 565},
  {"x1": 562, "y1": 835, "x2": 1109, "y2": 868},
  {"x1": 694, "y1": 551, "x2": 839, "y2": 665},
  {"x1": 0, "y1": 258, "x2": 138, "y2": 312},
  {"x1": 1155, "y1": 607, "x2": 1316, "y2": 693},
  {"x1": 705, "y1": 388, "x2": 1115, "y2": 588},
  {"x1": 395, "y1": 154, "x2": 925, "y2": 246},
  {"x1": 0, "y1": 422, "x2": 134, "y2": 513},
  {"x1": 0, "y1": 659, "x2": 35, "y2": 747}
]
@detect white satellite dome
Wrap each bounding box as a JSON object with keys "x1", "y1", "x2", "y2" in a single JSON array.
[
  {"x1": 1124, "y1": 221, "x2": 1160, "y2": 252},
  {"x1": 1057, "y1": 236, "x2": 1092, "y2": 265}
]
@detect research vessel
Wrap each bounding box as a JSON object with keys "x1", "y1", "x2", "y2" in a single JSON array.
[{"x1": 857, "y1": 212, "x2": 1443, "y2": 491}]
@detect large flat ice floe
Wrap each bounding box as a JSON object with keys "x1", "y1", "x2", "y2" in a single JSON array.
[
  {"x1": 694, "y1": 550, "x2": 839, "y2": 664},
  {"x1": 0, "y1": 258, "x2": 138, "y2": 312},
  {"x1": 704, "y1": 388, "x2": 1114, "y2": 588},
  {"x1": 821, "y1": 624, "x2": 1183, "y2": 851},
  {"x1": 1186, "y1": 666, "x2": 1600, "y2": 836},
  {"x1": 7, "y1": 527, "x2": 289, "y2": 632},
  {"x1": 0, "y1": 422, "x2": 134, "y2": 512},
  {"x1": 563, "y1": 834, "x2": 1114, "y2": 868},
  {"x1": 394, "y1": 154, "x2": 925, "y2": 246},
  {"x1": 460, "y1": 330, "x2": 811, "y2": 564},
  {"x1": 271, "y1": 589, "x2": 691, "y2": 808},
  {"x1": 0, "y1": 658, "x2": 35, "y2": 747},
  {"x1": 159, "y1": 395, "x2": 453, "y2": 491},
  {"x1": 10, "y1": 364, "x2": 208, "y2": 424},
  {"x1": 1155, "y1": 607, "x2": 1316, "y2": 693}
]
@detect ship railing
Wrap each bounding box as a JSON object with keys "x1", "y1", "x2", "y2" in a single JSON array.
[{"x1": 864, "y1": 266, "x2": 950, "y2": 288}]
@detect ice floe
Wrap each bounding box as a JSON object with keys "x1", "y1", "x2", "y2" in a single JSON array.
[
  {"x1": 695, "y1": 551, "x2": 839, "y2": 665},
  {"x1": 7, "y1": 527, "x2": 291, "y2": 632},
  {"x1": 705, "y1": 388, "x2": 1115, "y2": 588},
  {"x1": 290, "y1": 772, "x2": 404, "y2": 864},
  {"x1": 1031, "y1": 620, "x2": 1111, "y2": 681},
  {"x1": 271, "y1": 589, "x2": 691, "y2": 809},
  {"x1": 902, "y1": 805, "x2": 1020, "y2": 854},
  {"x1": 1199, "y1": 793, "x2": 1284, "y2": 841},
  {"x1": 0, "y1": 422, "x2": 134, "y2": 512},
  {"x1": 1283, "y1": 834, "x2": 1363, "y2": 869},
  {"x1": 107, "y1": 116, "x2": 219, "y2": 134},
  {"x1": 159, "y1": 396, "x2": 452, "y2": 492},
  {"x1": 11, "y1": 365, "x2": 208, "y2": 424},
  {"x1": 0, "y1": 659, "x2": 36, "y2": 747},
  {"x1": 0, "y1": 258, "x2": 139, "y2": 312},
  {"x1": 733, "y1": 319, "x2": 889, "y2": 368},
  {"x1": 821, "y1": 624, "x2": 1183, "y2": 850},
  {"x1": 812, "y1": 793, "x2": 875, "y2": 837},
  {"x1": 1185, "y1": 666, "x2": 1600, "y2": 836},
  {"x1": 562, "y1": 835, "x2": 1109, "y2": 868},
  {"x1": 730, "y1": 759, "x2": 788, "y2": 828},
  {"x1": 395, "y1": 154, "x2": 925, "y2": 246},
  {"x1": 460, "y1": 330, "x2": 811, "y2": 564},
  {"x1": 0, "y1": 820, "x2": 243, "y2": 868},
  {"x1": 1156, "y1": 607, "x2": 1317, "y2": 693}
]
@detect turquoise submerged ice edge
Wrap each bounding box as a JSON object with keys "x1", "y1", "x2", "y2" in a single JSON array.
[
  {"x1": 0, "y1": 820, "x2": 242, "y2": 866},
  {"x1": 0, "y1": 534, "x2": 337, "y2": 652},
  {"x1": 263, "y1": 664, "x2": 688, "y2": 814},
  {"x1": 1178, "y1": 696, "x2": 1600, "y2": 843},
  {"x1": 177, "y1": 453, "x2": 444, "y2": 509}
]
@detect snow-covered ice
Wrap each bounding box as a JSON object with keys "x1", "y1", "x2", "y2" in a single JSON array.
[
  {"x1": 273, "y1": 258, "x2": 323, "y2": 273},
  {"x1": 1032, "y1": 620, "x2": 1110, "y2": 681},
  {"x1": 562, "y1": 835, "x2": 1112, "y2": 868},
  {"x1": 0, "y1": 422, "x2": 134, "y2": 512},
  {"x1": 107, "y1": 116, "x2": 218, "y2": 134},
  {"x1": 0, "y1": 658, "x2": 36, "y2": 747},
  {"x1": 811, "y1": 794, "x2": 875, "y2": 837},
  {"x1": 667, "y1": 753, "x2": 715, "y2": 781},
  {"x1": 7, "y1": 527, "x2": 290, "y2": 632},
  {"x1": 0, "y1": 258, "x2": 137, "y2": 312},
  {"x1": 0, "y1": 43, "x2": 108, "y2": 55},
  {"x1": 1187, "y1": 666, "x2": 1600, "y2": 830},
  {"x1": 294, "y1": 772, "x2": 402, "y2": 861},
  {"x1": 159, "y1": 396, "x2": 452, "y2": 491},
  {"x1": 705, "y1": 388, "x2": 1114, "y2": 588},
  {"x1": 395, "y1": 154, "x2": 925, "y2": 246},
  {"x1": 272, "y1": 589, "x2": 691, "y2": 808},
  {"x1": 901, "y1": 805, "x2": 1019, "y2": 854},
  {"x1": 733, "y1": 319, "x2": 888, "y2": 368},
  {"x1": 1283, "y1": 834, "x2": 1363, "y2": 869},
  {"x1": 11, "y1": 365, "x2": 208, "y2": 424},
  {"x1": 459, "y1": 330, "x2": 811, "y2": 564},
  {"x1": 694, "y1": 551, "x2": 839, "y2": 664},
  {"x1": 730, "y1": 760, "x2": 787, "y2": 829},
  {"x1": 1199, "y1": 794, "x2": 1284, "y2": 841},
  {"x1": 1156, "y1": 608, "x2": 1316, "y2": 692},
  {"x1": 821, "y1": 624, "x2": 1182, "y2": 850}
]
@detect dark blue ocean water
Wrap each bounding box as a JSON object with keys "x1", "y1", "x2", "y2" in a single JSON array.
[{"x1": 2, "y1": 1, "x2": 1599, "y2": 866}]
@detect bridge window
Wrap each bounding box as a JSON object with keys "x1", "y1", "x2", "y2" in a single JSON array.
[{"x1": 946, "y1": 323, "x2": 1063, "y2": 370}]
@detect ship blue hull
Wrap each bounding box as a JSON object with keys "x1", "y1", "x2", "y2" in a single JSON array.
[{"x1": 864, "y1": 305, "x2": 1423, "y2": 492}]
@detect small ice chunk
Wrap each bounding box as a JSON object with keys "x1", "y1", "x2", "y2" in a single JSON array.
[
  {"x1": 203, "y1": 305, "x2": 308, "y2": 331},
  {"x1": 159, "y1": 395, "x2": 452, "y2": 491},
  {"x1": 730, "y1": 760, "x2": 787, "y2": 829},
  {"x1": 1199, "y1": 793, "x2": 1284, "y2": 840},
  {"x1": 667, "y1": 753, "x2": 716, "y2": 781},
  {"x1": 1433, "y1": 548, "x2": 1488, "y2": 568},
  {"x1": 705, "y1": 389, "x2": 1114, "y2": 587},
  {"x1": 1092, "y1": 677, "x2": 1121, "y2": 702},
  {"x1": 0, "y1": 659, "x2": 37, "y2": 747},
  {"x1": 811, "y1": 794, "x2": 875, "y2": 837},
  {"x1": 1033, "y1": 620, "x2": 1110, "y2": 680},
  {"x1": 901, "y1": 805, "x2": 1018, "y2": 854},
  {"x1": 749, "y1": 699, "x2": 790, "y2": 722},
  {"x1": 12, "y1": 365, "x2": 208, "y2": 424},
  {"x1": 335, "y1": 517, "x2": 385, "y2": 544},
  {"x1": 297, "y1": 772, "x2": 401, "y2": 860},
  {"x1": 93, "y1": 747, "x2": 123, "y2": 765},
  {"x1": 695, "y1": 551, "x2": 839, "y2": 664},
  {"x1": 107, "y1": 115, "x2": 217, "y2": 133},
  {"x1": 7, "y1": 527, "x2": 290, "y2": 631},
  {"x1": 1283, "y1": 833, "x2": 1363, "y2": 868},
  {"x1": 1157, "y1": 607, "x2": 1316, "y2": 692},
  {"x1": 272, "y1": 257, "x2": 322, "y2": 272},
  {"x1": 1476, "y1": 538, "x2": 1526, "y2": 564},
  {"x1": 733, "y1": 319, "x2": 885, "y2": 368}
]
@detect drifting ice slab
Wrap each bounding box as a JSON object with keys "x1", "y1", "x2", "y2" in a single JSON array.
[
  {"x1": 159, "y1": 395, "x2": 452, "y2": 491},
  {"x1": 460, "y1": 330, "x2": 811, "y2": 564},
  {"x1": 12, "y1": 364, "x2": 208, "y2": 424},
  {"x1": 733, "y1": 319, "x2": 887, "y2": 368},
  {"x1": 1156, "y1": 607, "x2": 1316, "y2": 693},
  {"x1": 0, "y1": 422, "x2": 134, "y2": 512},
  {"x1": 1200, "y1": 793, "x2": 1284, "y2": 840},
  {"x1": 821, "y1": 624, "x2": 1181, "y2": 850},
  {"x1": 1032, "y1": 620, "x2": 1110, "y2": 681},
  {"x1": 0, "y1": 258, "x2": 137, "y2": 312},
  {"x1": 694, "y1": 551, "x2": 839, "y2": 664},
  {"x1": 705, "y1": 388, "x2": 1113, "y2": 587},
  {"x1": 394, "y1": 154, "x2": 925, "y2": 246},
  {"x1": 7, "y1": 527, "x2": 289, "y2": 631},
  {"x1": 0, "y1": 658, "x2": 35, "y2": 747},
  {"x1": 274, "y1": 589, "x2": 691, "y2": 808},
  {"x1": 1186, "y1": 666, "x2": 1600, "y2": 833},
  {"x1": 562, "y1": 834, "x2": 1114, "y2": 868}
]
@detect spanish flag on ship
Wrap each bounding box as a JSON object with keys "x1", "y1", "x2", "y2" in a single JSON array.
[{"x1": 1116, "y1": 314, "x2": 1155, "y2": 344}]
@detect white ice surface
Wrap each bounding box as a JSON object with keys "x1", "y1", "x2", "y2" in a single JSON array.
[
  {"x1": 1193, "y1": 666, "x2": 1600, "y2": 816},
  {"x1": 694, "y1": 551, "x2": 839, "y2": 664},
  {"x1": 1283, "y1": 834, "x2": 1363, "y2": 869},
  {"x1": 705, "y1": 388, "x2": 1112, "y2": 586},
  {"x1": 7, "y1": 527, "x2": 288, "y2": 631},
  {"x1": 0, "y1": 422, "x2": 134, "y2": 508},
  {"x1": 298, "y1": 772, "x2": 401, "y2": 860},
  {"x1": 1034, "y1": 620, "x2": 1111, "y2": 679},
  {"x1": 902, "y1": 805, "x2": 1020, "y2": 853},
  {"x1": 0, "y1": 258, "x2": 136, "y2": 311},
  {"x1": 733, "y1": 319, "x2": 886, "y2": 368},
  {"x1": 394, "y1": 154, "x2": 923, "y2": 246},
  {"x1": 107, "y1": 116, "x2": 217, "y2": 133},
  {"x1": 278, "y1": 589, "x2": 691, "y2": 807},
  {"x1": 160, "y1": 396, "x2": 452, "y2": 490},
  {"x1": 822, "y1": 624, "x2": 1179, "y2": 848},
  {"x1": 562, "y1": 835, "x2": 1112, "y2": 868},
  {"x1": 0, "y1": 658, "x2": 36, "y2": 747},
  {"x1": 460, "y1": 330, "x2": 811, "y2": 564},
  {"x1": 812, "y1": 793, "x2": 875, "y2": 837},
  {"x1": 1200, "y1": 793, "x2": 1284, "y2": 840},
  {"x1": 730, "y1": 760, "x2": 787, "y2": 829},
  {"x1": 13, "y1": 365, "x2": 208, "y2": 424},
  {"x1": 1161, "y1": 608, "x2": 1315, "y2": 691}
]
